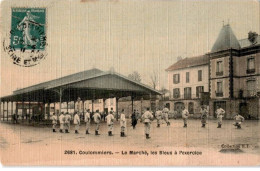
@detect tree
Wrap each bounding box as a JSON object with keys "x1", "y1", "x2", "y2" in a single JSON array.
[
  {"x1": 159, "y1": 87, "x2": 170, "y2": 100},
  {"x1": 150, "y1": 70, "x2": 158, "y2": 89},
  {"x1": 128, "y1": 71, "x2": 141, "y2": 82}
]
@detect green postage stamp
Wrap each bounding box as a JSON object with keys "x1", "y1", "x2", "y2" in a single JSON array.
[{"x1": 3, "y1": 8, "x2": 47, "y2": 67}]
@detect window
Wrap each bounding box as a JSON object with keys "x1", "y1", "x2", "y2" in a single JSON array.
[
  {"x1": 196, "y1": 86, "x2": 204, "y2": 97},
  {"x1": 247, "y1": 80, "x2": 256, "y2": 96},
  {"x1": 184, "y1": 87, "x2": 192, "y2": 99},
  {"x1": 173, "y1": 74, "x2": 180, "y2": 84},
  {"x1": 216, "y1": 82, "x2": 223, "y2": 97},
  {"x1": 173, "y1": 88, "x2": 180, "y2": 98},
  {"x1": 186, "y1": 72, "x2": 189, "y2": 83},
  {"x1": 216, "y1": 61, "x2": 223, "y2": 76},
  {"x1": 188, "y1": 102, "x2": 194, "y2": 114},
  {"x1": 198, "y1": 70, "x2": 202, "y2": 81},
  {"x1": 247, "y1": 57, "x2": 255, "y2": 74}
]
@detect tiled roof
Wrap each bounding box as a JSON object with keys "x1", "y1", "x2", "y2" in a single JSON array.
[
  {"x1": 211, "y1": 24, "x2": 241, "y2": 52},
  {"x1": 166, "y1": 55, "x2": 209, "y2": 71}
]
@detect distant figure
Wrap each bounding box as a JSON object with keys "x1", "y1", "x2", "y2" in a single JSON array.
[
  {"x1": 182, "y1": 106, "x2": 189, "y2": 128},
  {"x1": 74, "y1": 112, "x2": 80, "y2": 134},
  {"x1": 64, "y1": 112, "x2": 71, "y2": 133},
  {"x1": 233, "y1": 113, "x2": 245, "y2": 129},
  {"x1": 163, "y1": 106, "x2": 170, "y2": 126},
  {"x1": 200, "y1": 105, "x2": 208, "y2": 128},
  {"x1": 93, "y1": 110, "x2": 101, "y2": 135},
  {"x1": 155, "y1": 108, "x2": 162, "y2": 127},
  {"x1": 105, "y1": 111, "x2": 115, "y2": 136},
  {"x1": 51, "y1": 113, "x2": 57, "y2": 132},
  {"x1": 59, "y1": 112, "x2": 65, "y2": 133},
  {"x1": 141, "y1": 107, "x2": 154, "y2": 139},
  {"x1": 12, "y1": 113, "x2": 18, "y2": 124},
  {"x1": 215, "y1": 106, "x2": 225, "y2": 128},
  {"x1": 120, "y1": 109, "x2": 126, "y2": 137},
  {"x1": 131, "y1": 109, "x2": 138, "y2": 129},
  {"x1": 85, "y1": 109, "x2": 91, "y2": 134}
]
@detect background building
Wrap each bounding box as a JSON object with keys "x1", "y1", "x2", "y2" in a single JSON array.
[{"x1": 166, "y1": 55, "x2": 209, "y2": 117}]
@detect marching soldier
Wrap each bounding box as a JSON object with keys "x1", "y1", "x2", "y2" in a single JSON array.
[
  {"x1": 233, "y1": 113, "x2": 245, "y2": 129},
  {"x1": 155, "y1": 108, "x2": 162, "y2": 127},
  {"x1": 105, "y1": 111, "x2": 115, "y2": 136},
  {"x1": 51, "y1": 113, "x2": 57, "y2": 132},
  {"x1": 59, "y1": 112, "x2": 65, "y2": 133},
  {"x1": 182, "y1": 106, "x2": 189, "y2": 128},
  {"x1": 93, "y1": 110, "x2": 101, "y2": 135},
  {"x1": 120, "y1": 109, "x2": 126, "y2": 137},
  {"x1": 141, "y1": 107, "x2": 154, "y2": 139},
  {"x1": 64, "y1": 112, "x2": 71, "y2": 133},
  {"x1": 215, "y1": 106, "x2": 225, "y2": 128},
  {"x1": 163, "y1": 106, "x2": 170, "y2": 126},
  {"x1": 200, "y1": 105, "x2": 208, "y2": 128},
  {"x1": 74, "y1": 112, "x2": 80, "y2": 134},
  {"x1": 85, "y1": 109, "x2": 91, "y2": 134}
]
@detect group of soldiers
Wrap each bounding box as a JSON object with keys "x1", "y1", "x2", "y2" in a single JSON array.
[{"x1": 51, "y1": 105, "x2": 246, "y2": 140}]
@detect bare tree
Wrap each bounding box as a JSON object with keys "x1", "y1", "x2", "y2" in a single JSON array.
[
  {"x1": 159, "y1": 87, "x2": 170, "y2": 100},
  {"x1": 150, "y1": 70, "x2": 158, "y2": 89},
  {"x1": 128, "y1": 71, "x2": 141, "y2": 82}
]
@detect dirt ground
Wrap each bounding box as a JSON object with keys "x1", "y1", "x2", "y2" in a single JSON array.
[{"x1": 0, "y1": 119, "x2": 259, "y2": 166}]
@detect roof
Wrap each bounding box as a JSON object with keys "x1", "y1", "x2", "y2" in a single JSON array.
[
  {"x1": 1, "y1": 68, "x2": 161, "y2": 102},
  {"x1": 211, "y1": 24, "x2": 241, "y2": 52},
  {"x1": 239, "y1": 35, "x2": 260, "y2": 48},
  {"x1": 165, "y1": 55, "x2": 208, "y2": 71}
]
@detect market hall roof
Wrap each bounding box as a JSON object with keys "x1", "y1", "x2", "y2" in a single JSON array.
[
  {"x1": 211, "y1": 24, "x2": 241, "y2": 52},
  {"x1": 165, "y1": 55, "x2": 208, "y2": 71},
  {"x1": 0, "y1": 68, "x2": 162, "y2": 102}
]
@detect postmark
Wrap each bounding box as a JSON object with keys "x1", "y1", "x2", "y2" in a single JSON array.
[{"x1": 3, "y1": 8, "x2": 47, "y2": 67}]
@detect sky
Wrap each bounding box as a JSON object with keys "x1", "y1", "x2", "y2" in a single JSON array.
[{"x1": 0, "y1": 0, "x2": 259, "y2": 97}]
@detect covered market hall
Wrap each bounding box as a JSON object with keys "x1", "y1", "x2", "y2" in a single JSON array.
[{"x1": 0, "y1": 68, "x2": 161, "y2": 122}]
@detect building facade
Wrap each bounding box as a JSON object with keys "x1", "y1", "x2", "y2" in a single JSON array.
[
  {"x1": 166, "y1": 24, "x2": 260, "y2": 119},
  {"x1": 166, "y1": 55, "x2": 209, "y2": 117},
  {"x1": 209, "y1": 25, "x2": 260, "y2": 119}
]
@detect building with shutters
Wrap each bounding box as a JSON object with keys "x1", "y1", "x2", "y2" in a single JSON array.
[
  {"x1": 165, "y1": 55, "x2": 210, "y2": 117},
  {"x1": 166, "y1": 24, "x2": 260, "y2": 119}
]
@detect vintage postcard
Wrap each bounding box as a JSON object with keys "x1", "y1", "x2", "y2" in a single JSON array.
[{"x1": 0, "y1": 0, "x2": 259, "y2": 166}]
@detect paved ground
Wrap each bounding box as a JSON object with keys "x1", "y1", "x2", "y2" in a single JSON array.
[{"x1": 0, "y1": 119, "x2": 259, "y2": 166}]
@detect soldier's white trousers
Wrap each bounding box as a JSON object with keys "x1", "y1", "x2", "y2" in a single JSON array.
[
  {"x1": 95, "y1": 123, "x2": 100, "y2": 131},
  {"x1": 157, "y1": 119, "x2": 161, "y2": 125},
  {"x1": 60, "y1": 123, "x2": 64, "y2": 130},
  {"x1": 86, "y1": 122, "x2": 90, "y2": 131},
  {"x1": 121, "y1": 126, "x2": 125, "y2": 133},
  {"x1": 144, "y1": 122, "x2": 151, "y2": 134},
  {"x1": 183, "y1": 118, "x2": 187, "y2": 125},
  {"x1": 75, "y1": 124, "x2": 79, "y2": 131},
  {"x1": 218, "y1": 117, "x2": 223, "y2": 124},
  {"x1": 108, "y1": 124, "x2": 113, "y2": 132},
  {"x1": 65, "y1": 123, "x2": 70, "y2": 130}
]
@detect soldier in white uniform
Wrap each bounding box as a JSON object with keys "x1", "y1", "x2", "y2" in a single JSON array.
[
  {"x1": 142, "y1": 107, "x2": 154, "y2": 139},
  {"x1": 155, "y1": 108, "x2": 162, "y2": 127},
  {"x1": 59, "y1": 112, "x2": 65, "y2": 133},
  {"x1": 233, "y1": 113, "x2": 245, "y2": 129},
  {"x1": 64, "y1": 112, "x2": 71, "y2": 133},
  {"x1": 51, "y1": 113, "x2": 57, "y2": 132},
  {"x1": 182, "y1": 107, "x2": 189, "y2": 128},
  {"x1": 105, "y1": 111, "x2": 115, "y2": 136},
  {"x1": 120, "y1": 109, "x2": 126, "y2": 137},
  {"x1": 200, "y1": 105, "x2": 208, "y2": 128},
  {"x1": 215, "y1": 106, "x2": 225, "y2": 128},
  {"x1": 85, "y1": 109, "x2": 91, "y2": 134},
  {"x1": 163, "y1": 106, "x2": 170, "y2": 126},
  {"x1": 93, "y1": 110, "x2": 101, "y2": 135},
  {"x1": 74, "y1": 112, "x2": 80, "y2": 134}
]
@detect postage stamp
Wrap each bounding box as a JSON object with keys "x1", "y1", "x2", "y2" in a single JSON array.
[{"x1": 3, "y1": 7, "x2": 47, "y2": 67}]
